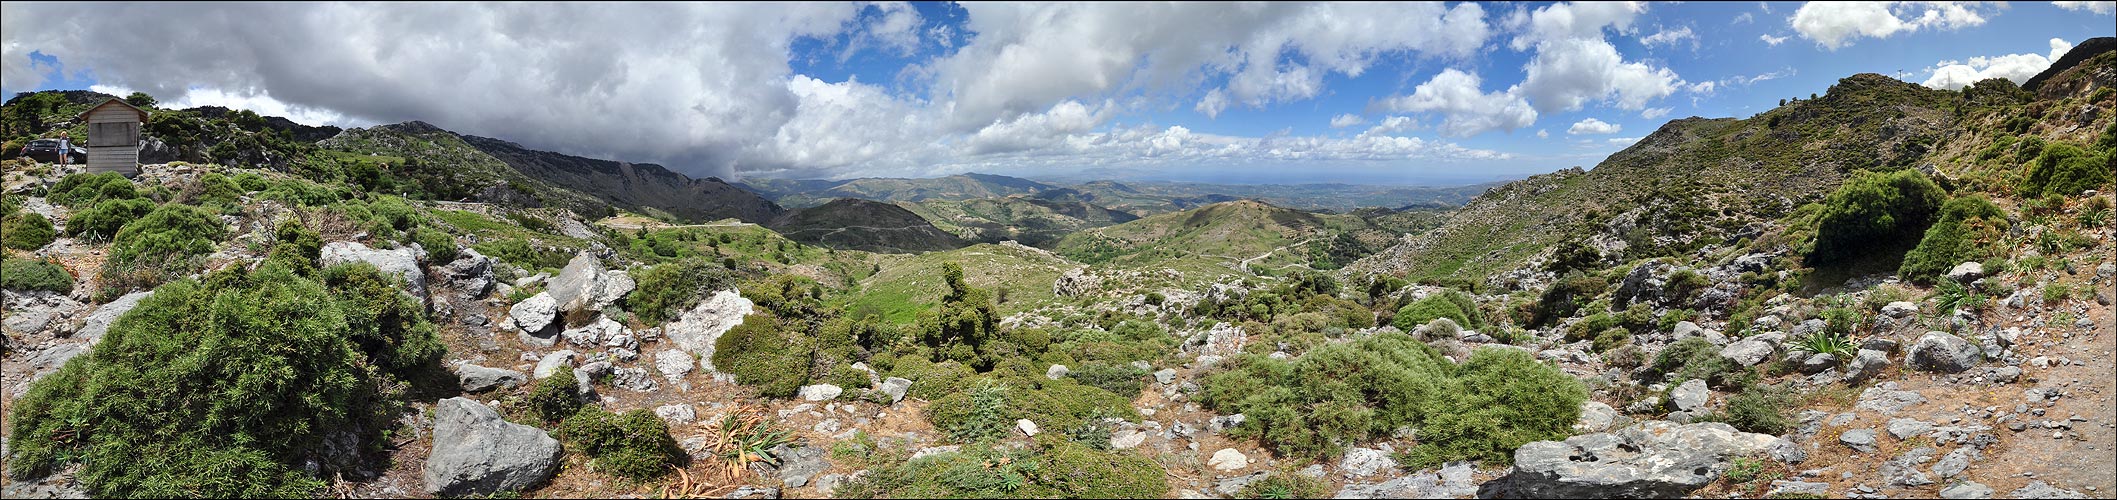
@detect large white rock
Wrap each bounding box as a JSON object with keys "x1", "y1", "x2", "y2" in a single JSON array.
[
  {"x1": 1209, "y1": 448, "x2": 1250, "y2": 471},
  {"x1": 1495, "y1": 421, "x2": 1798, "y2": 498},
  {"x1": 322, "y1": 241, "x2": 427, "y2": 298},
  {"x1": 509, "y1": 292, "x2": 559, "y2": 333},
  {"x1": 546, "y1": 253, "x2": 605, "y2": 313},
  {"x1": 533, "y1": 350, "x2": 577, "y2": 379},
  {"x1": 663, "y1": 289, "x2": 755, "y2": 369},
  {"x1": 654, "y1": 348, "x2": 696, "y2": 381},
  {"x1": 798, "y1": 384, "x2": 844, "y2": 402}
]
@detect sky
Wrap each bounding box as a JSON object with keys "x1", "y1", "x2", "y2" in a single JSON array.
[{"x1": 3, "y1": 2, "x2": 2113, "y2": 185}]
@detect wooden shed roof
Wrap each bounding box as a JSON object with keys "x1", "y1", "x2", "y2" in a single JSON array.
[{"x1": 76, "y1": 98, "x2": 151, "y2": 122}]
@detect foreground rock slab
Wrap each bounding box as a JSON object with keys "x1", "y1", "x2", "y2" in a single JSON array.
[
  {"x1": 1494, "y1": 421, "x2": 1797, "y2": 498},
  {"x1": 424, "y1": 397, "x2": 563, "y2": 496}
]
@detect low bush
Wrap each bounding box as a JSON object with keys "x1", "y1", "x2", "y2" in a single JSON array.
[
  {"x1": 189, "y1": 172, "x2": 244, "y2": 208},
  {"x1": 1647, "y1": 337, "x2": 1756, "y2": 390},
  {"x1": 2020, "y1": 142, "x2": 2113, "y2": 198},
  {"x1": 1070, "y1": 362, "x2": 1149, "y2": 398},
  {"x1": 627, "y1": 257, "x2": 734, "y2": 325},
  {"x1": 526, "y1": 370, "x2": 585, "y2": 424},
  {"x1": 1234, "y1": 470, "x2": 1331, "y2": 499},
  {"x1": 1899, "y1": 196, "x2": 2008, "y2": 285},
  {"x1": 66, "y1": 197, "x2": 156, "y2": 240},
  {"x1": 110, "y1": 203, "x2": 225, "y2": 266},
  {"x1": 1592, "y1": 327, "x2": 1632, "y2": 353},
  {"x1": 322, "y1": 263, "x2": 445, "y2": 375},
  {"x1": 1392, "y1": 290, "x2": 1482, "y2": 331},
  {"x1": 558, "y1": 406, "x2": 685, "y2": 482},
  {"x1": 47, "y1": 172, "x2": 138, "y2": 208},
  {"x1": 2, "y1": 211, "x2": 56, "y2": 250},
  {"x1": 1, "y1": 257, "x2": 73, "y2": 293},
  {"x1": 832, "y1": 441, "x2": 1167, "y2": 499},
  {"x1": 711, "y1": 313, "x2": 813, "y2": 398},
  {"x1": 5, "y1": 263, "x2": 427, "y2": 497},
  {"x1": 1397, "y1": 347, "x2": 1589, "y2": 468},
  {"x1": 1806, "y1": 169, "x2": 1945, "y2": 266},
  {"x1": 1697, "y1": 384, "x2": 1792, "y2": 435},
  {"x1": 266, "y1": 218, "x2": 324, "y2": 273},
  {"x1": 410, "y1": 226, "x2": 457, "y2": 263}
]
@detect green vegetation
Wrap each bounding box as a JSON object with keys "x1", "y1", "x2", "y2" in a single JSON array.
[
  {"x1": 627, "y1": 257, "x2": 734, "y2": 325},
  {"x1": 2020, "y1": 142, "x2": 2113, "y2": 198},
  {"x1": 1392, "y1": 290, "x2": 1484, "y2": 332},
  {"x1": 1900, "y1": 196, "x2": 2008, "y2": 284},
  {"x1": 1201, "y1": 333, "x2": 1584, "y2": 464},
  {"x1": 2, "y1": 210, "x2": 55, "y2": 250},
  {"x1": 527, "y1": 370, "x2": 585, "y2": 424},
  {"x1": 97, "y1": 203, "x2": 228, "y2": 296},
  {"x1": 1647, "y1": 337, "x2": 1756, "y2": 390},
  {"x1": 6, "y1": 262, "x2": 440, "y2": 497},
  {"x1": 1, "y1": 257, "x2": 73, "y2": 293},
  {"x1": 1234, "y1": 470, "x2": 1331, "y2": 499},
  {"x1": 831, "y1": 441, "x2": 1167, "y2": 499},
  {"x1": 558, "y1": 406, "x2": 685, "y2": 482},
  {"x1": 712, "y1": 313, "x2": 815, "y2": 398},
  {"x1": 48, "y1": 172, "x2": 140, "y2": 208},
  {"x1": 1697, "y1": 384, "x2": 1793, "y2": 435},
  {"x1": 1806, "y1": 169, "x2": 1945, "y2": 266},
  {"x1": 66, "y1": 197, "x2": 156, "y2": 240}
]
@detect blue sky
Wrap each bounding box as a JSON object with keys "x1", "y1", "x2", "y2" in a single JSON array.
[{"x1": 4, "y1": 2, "x2": 2113, "y2": 185}]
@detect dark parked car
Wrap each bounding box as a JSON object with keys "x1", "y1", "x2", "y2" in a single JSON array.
[{"x1": 20, "y1": 139, "x2": 87, "y2": 164}]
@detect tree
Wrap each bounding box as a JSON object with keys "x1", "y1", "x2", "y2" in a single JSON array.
[
  {"x1": 1806, "y1": 169, "x2": 1945, "y2": 265},
  {"x1": 124, "y1": 92, "x2": 157, "y2": 108}
]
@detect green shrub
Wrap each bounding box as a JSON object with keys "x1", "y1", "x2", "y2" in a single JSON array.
[
  {"x1": 1648, "y1": 336, "x2": 1758, "y2": 391},
  {"x1": 527, "y1": 370, "x2": 585, "y2": 424},
  {"x1": 916, "y1": 263, "x2": 1002, "y2": 369},
  {"x1": 628, "y1": 257, "x2": 734, "y2": 325},
  {"x1": 2, "y1": 211, "x2": 56, "y2": 250},
  {"x1": 110, "y1": 203, "x2": 225, "y2": 266},
  {"x1": 321, "y1": 263, "x2": 445, "y2": 375},
  {"x1": 1567, "y1": 312, "x2": 1621, "y2": 342},
  {"x1": 369, "y1": 195, "x2": 422, "y2": 231},
  {"x1": 1592, "y1": 327, "x2": 1632, "y2": 353},
  {"x1": 829, "y1": 364, "x2": 874, "y2": 390},
  {"x1": 893, "y1": 357, "x2": 978, "y2": 401},
  {"x1": 1400, "y1": 347, "x2": 1587, "y2": 467},
  {"x1": 47, "y1": 172, "x2": 138, "y2": 208},
  {"x1": 266, "y1": 219, "x2": 324, "y2": 273},
  {"x1": 1070, "y1": 362, "x2": 1149, "y2": 398},
  {"x1": 260, "y1": 177, "x2": 339, "y2": 206},
  {"x1": 1604, "y1": 344, "x2": 1645, "y2": 369},
  {"x1": 559, "y1": 406, "x2": 685, "y2": 482},
  {"x1": 411, "y1": 226, "x2": 457, "y2": 263},
  {"x1": 1, "y1": 258, "x2": 73, "y2": 293},
  {"x1": 1807, "y1": 169, "x2": 1945, "y2": 265},
  {"x1": 929, "y1": 380, "x2": 1014, "y2": 443},
  {"x1": 2021, "y1": 142, "x2": 2114, "y2": 198},
  {"x1": 473, "y1": 237, "x2": 571, "y2": 272},
  {"x1": 66, "y1": 197, "x2": 156, "y2": 240},
  {"x1": 1235, "y1": 470, "x2": 1331, "y2": 499},
  {"x1": 233, "y1": 172, "x2": 268, "y2": 192},
  {"x1": 191, "y1": 172, "x2": 244, "y2": 208},
  {"x1": 1697, "y1": 384, "x2": 1792, "y2": 435},
  {"x1": 1899, "y1": 196, "x2": 2008, "y2": 285},
  {"x1": 833, "y1": 441, "x2": 1167, "y2": 499},
  {"x1": 5, "y1": 263, "x2": 417, "y2": 497},
  {"x1": 711, "y1": 313, "x2": 813, "y2": 398},
  {"x1": 1392, "y1": 290, "x2": 1482, "y2": 331}
]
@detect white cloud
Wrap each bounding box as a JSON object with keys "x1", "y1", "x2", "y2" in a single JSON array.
[
  {"x1": 1760, "y1": 33, "x2": 1789, "y2": 46},
  {"x1": 1375, "y1": 68, "x2": 1538, "y2": 137},
  {"x1": 97, "y1": 85, "x2": 365, "y2": 128},
  {"x1": 1536, "y1": 129, "x2": 1550, "y2": 139},
  {"x1": 1519, "y1": 37, "x2": 1683, "y2": 113},
  {"x1": 1329, "y1": 113, "x2": 1366, "y2": 128},
  {"x1": 1733, "y1": 12, "x2": 1755, "y2": 24},
  {"x1": 1505, "y1": 1, "x2": 1647, "y2": 50},
  {"x1": 1195, "y1": 88, "x2": 1230, "y2": 119},
  {"x1": 2052, "y1": 1, "x2": 2117, "y2": 14},
  {"x1": 1922, "y1": 38, "x2": 2074, "y2": 90},
  {"x1": 1639, "y1": 26, "x2": 1696, "y2": 48},
  {"x1": 1640, "y1": 107, "x2": 1671, "y2": 119},
  {"x1": 1789, "y1": 1, "x2": 1997, "y2": 50},
  {"x1": 1608, "y1": 136, "x2": 1644, "y2": 145},
  {"x1": 1568, "y1": 118, "x2": 1623, "y2": 135}
]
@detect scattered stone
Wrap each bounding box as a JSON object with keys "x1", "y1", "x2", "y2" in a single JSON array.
[
  {"x1": 1671, "y1": 379, "x2": 1709, "y2": 412},
  {"x1": 546, "y1": 253, "x2": 605, "y2": 313},
  {"x1": 1881, "y1": 447, "x2": 1934, "y2": 487},
  {"x1": 1941, "y1": 481, "x2": 1994, "y2": 499},
  {"x1": 1155, "y1": 368, "x2": 1178, "y2": 385},
  {"x1": 73, "y1": 290, "x2": 153, "y2": 341},
  {"x1": 1855, "y1": 384, "x2": 1927, "y2": 415},
  {"x1": 909, "y1": 446, "x2": 959, "y2": 460},
  {"x1": 1882, "y1": 302, "x2": 1919, "y2": 318},
  {"x1": 655, "y1": 348, "x2": 696, "y2": 381},
  {"x1": 878, "y1": 377, "x2": 911, "y2": 404},
  {"x1": 662, "y1": 289, "x2": 755, "y2": 367},
  {"x1": 798, "y1": 384, "x2": 844, "y2": 402},
  {"x1": 1888, "y1": 418, "x2": 1935, "y2": 440},
  {"x1": 1334, "y1": 461, "x2": 1478, "y2": 499},
  {"x1": 1766, "y1": 480, "x2": 1831, "y2": 497},
  {"x1": 1209, "y1": 413, "x2": 1246, "y2": 433},
  {"x1": 456, "y1": 363, "x2": 527, "y2": 393},
  {"x1": 1110, "y1": 429, "x2": 1147, "y2": 449},
  {"x1": 1720, "y1": 339, "x2": 1775, "y2": 366},
  {"x1": 1208, "y1": 448, "x2": 1249, "y2": 471},
  {"x1": 1046, "y1": 364, "x2": 1069, "y2": 380},
  {"x1": 774, "y1": 445, "x2": 829, "y2": 489},
  {"x1": 1910, "y1": 331, "x2": 1981, "y2": 373},
  {"x1": 2008, "y1": 480, "x2": 2086, "y2": 499},
  {"x1": 1947, "y1": 262, "x2": 1984, "y2": 283},
  {"x1": 533, "y1": 350, "x2": 577, "y2": 379},
  {"x1": 1495, "y1": 421, "x2": 1797, "y2": 498},
  {"x1": 1933, "y1": 446, "x2": 1977, "y2": 478},
  {"x1": 1213, "y1": 472, "x2": 1271, "y2": 497},
  {"x1": 1798, "y1": 352, "x2": 1840, "y2": 374},
  {"x1": 1016, "y1": 419, "x2": 1040, "y2": 437},
  {"x1": 656, "y1": 404, "x2": 696, "y2": 423},
  {"x1": 322, "y1": 241, "x2": 427, "y2": 298},
  {"x1": 423, "y1": 398, "x2": 562, "y2": 496},
  {"x1": 1339, "y1": 447, "x2": 1397, "y2": 478},
  {"x1": 509, "y1": 292, "x2": 559, "y2": 334},
  {"x1": 1840, "y1": 429, "x2": 1878, "y2": 453},
  {"x1": 1844, "y1": 349, "x2": 1890, "y2": 384},
  {"x1": 608, "y1": 367, "x2": 658, "y2": 392},
  {"x1": 1575, "y1": 401, "x2": 1618, "y2": 433},
  {"x1": 439, "y1": 250, "x2": 496, "y2": 301}
]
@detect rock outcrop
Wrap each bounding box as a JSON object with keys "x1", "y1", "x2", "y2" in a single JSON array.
[
  {"x1": 423, "y1": 398, "x2": 563, "y2": 496},
  {"x1": 1493, "y1": 421, "x2": 1799, "y2": 498}
]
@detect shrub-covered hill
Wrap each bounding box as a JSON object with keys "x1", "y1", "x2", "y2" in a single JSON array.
[
  {"x1": 739, "y1": 172, "x2": 1066, "y2": 208},
  {"x1": 766, "y1": 198, "x2": 969, "y2": 253},
  {"x1": 1351, "y1": 72, "x2": 1969, "y2": 287},
  {"x1": 899, "y1": 194, "x2": 1141, "y2": 248},
  {"x1": 1055, "y1": 199, "x2": 1378, "y2": 276}
]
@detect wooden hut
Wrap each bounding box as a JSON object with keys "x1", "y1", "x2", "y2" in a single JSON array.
[{"x1": 74, "y1": 98, "x2": 150, "y2": 176}]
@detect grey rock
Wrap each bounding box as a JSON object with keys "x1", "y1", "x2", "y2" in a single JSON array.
[
  {"x1": 1910, "y1": 331, "x2": 1981, "y2": 373},
  {"x1": 574, "y1": 361, "x2": 612, "y2": 394},
  {"x1": 1110, "y1": 429, "x2": 1146, "y2": 449},
  {"x1": 1671, "y1": 379, "x2": 1709, "y2": 412},
  {"x1": 1720, "y1": 339, "x2": 1775, "y2": 366},
  {"x1": 1840, "y1": 428, "x2": 1878, "y2": 453},
  {"x1": 2007, "y1": 480, "x2": 2085, "y2": 499},
  {"x1": 423, "y1": 398, "x2": 562, "y2": 496},
  {"x1": 1941, "y1": 481, "x2": 1995, "y2": 499},
  {"x1": 1155, "y1": 368, "x2": 1178, "y2": 385},
  {"x1": 1862, "y1": 337, "x2": 1901, "y2": 354},
  {"x1": 608, "y1": 367, "x2": 658, "y2": 392},
  {"x1": 1494, "y1": 421, "x2": 1791, "y2": 498},
  {"x1": 18, "y1": 343, "x2": 87, "y2": 393},
  {"x1": 3, "y1": 291, "x2": 83, "y2": 335},
  {"x1": 798, "y1": 384, "x2": 843, "y2": 402},
  {"x1": 1339, "y1": 447, "x2": 1397, "y2": 478},
  {"x1": 1881, "y1": 447, "x2": 1934, "y2": 486},
  {"x1": 1990, "y1": 366, "x2": 2022, "y2": 384},
  {"x1": 456, "y1": 363, "x2": 527, "y2": 393},
  {"x1": 1882, "y1": 301, "x2": 1920, "y2": 318},
  {"x1": 724, "y1": 486, "x2": 781, "y2": 499},
  {"x1": 656, "y1": 404, "x2": 696, "y2": 423},
  {"x1": 1888, "y1": 418, "x2": 1935, "y2": 440},
  {"x1": 1213, "y1": 472, "x2": 1269, "y2": 497},
  {"x1": 1209, "y1": 413, "x2": 1246, "y2": 432},
  {"x1": 655, "y1": 348, "x2": 696, "y2": 381},
  {"x1": 1016, "y1": 419, "x2": 1039, "y2": 436},
  {"x1": 1855, "y1": 384, "x2": 1926, "y2": 415},
  {"x1": 1798, "y1": 352, "x2": 1840, "y2": 374},
  {"x1": 533, "y1": 350, "x2": 577, "y2": 379},
  {"x1": 509, "y1": 292, "x2": 559, "y2": 334},
  {"x1": 1575, "y1": 401, "x2": 1618, "y2": 433},
  {"x1": 1045, "y1": 364, "x2": 1069, "y2": 380},
  {"x1": 908, "y1": 445, "x2": 959, "y2": 460},
  {"x1": 594, "y1": 270, "x2": 634, "y2": 311},
  {"x1": 1672, "y1": 320, "x2": 1705, "y2": 339},
  {"x1": 663, "y1": 289, "x2": 755, "y2": 367},
  {"x1": 1208, "y1": 448, "x2": 1248, "y2": 471},
  {"x1": 878, "y1": 377, "x2": 911, "y2": 404},
  {"x1": 73, "y1": 290, "x2": 153, "y2": 340},
  {"x1": 1933, "y1": 446, "x2": 1977, "y2": 478},
  {"x1": 1335, "y1": 461, "x2": 1477, "y2": 499},
  {"x1": 1844, "y1": 349, "x2": 1890, "y2": 384},
  {"x1": 774, "y1": 444, "x2": 829, "y2": 488},
  {"x1": 322, "y1": 241, "x2": 428, "y2": 298},
  {"x1": 1766, "y1": 480, "x2": 1831, "y2": 497},
  {"x1": 439, "y1": 249, "x2": 495, "y2": 301},
  {"x1": 1948, "y1": 262, "x2": 1985, "y2": 283},
  {"x1": 546, "y1": 252, "x2": 604, "y2": 313}
]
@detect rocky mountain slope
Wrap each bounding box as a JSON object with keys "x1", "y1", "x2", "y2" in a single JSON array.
[
  {"x1": 898, "y1": 194, "x2": 1140, "y2": 248},
  {"x1": 766, "y1": 198, "x2": 968, "y2": 253},
  {"x1": 458, "y1": 133, "x2": 785, "y2": 224}
]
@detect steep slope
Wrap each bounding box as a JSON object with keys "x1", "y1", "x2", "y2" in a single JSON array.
[
  {"x1": 319, "y1": 122, "x2": 614, "y2": 217},
  {"x1": 1350, "y1": 73, "x2": 1961, "y2": 287},
  {"x1": 899, "y1": 195, "x2": 1140, "y2": 248},
  {"x1": 767, "y1": 198, "x2": 968, "y2": 253},
  {"x1": 457, "y1": 133, "x2": 783, "y2": 224}
]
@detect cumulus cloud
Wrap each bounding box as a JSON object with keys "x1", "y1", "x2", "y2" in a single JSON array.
[
  {"x1": 2051, "y1": 1, "x2": 2116, "y2": 14},
  {"x1": 1519, "y1": 37, "x2": 1683, "y2": 113},
  {"x1": 1733, "y1": 12, "x2": 1755, "y2": 24},
  {"x1": 1640, "y1": 107, "x2": 1671, "y2": 119},
  {"x1": 1789, "y1": 1, "x2": 1997, "y2": 50},
  {"x1": 1374, "y1": 68, "x2": 1538, "y2": 137},
  {"x1": 1536, "y1": 129, "x2": 1550, "y2": 139},
  {"x1": 1760, "y1": 33, "x2": 1789, "y2": 46},
  {"x1": 1922, "y1": 38, "x2": 2074, "y2": 90},
  {"x1": 1505, "y1": 1, "x2": 1647, "y2": 50},
  {"x1": 1567, "y1": 118, "x2": 1623, "y2": 135},
  {"x1": 1329, "y1": 113, "x2": 1366, "y2": 128}
]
